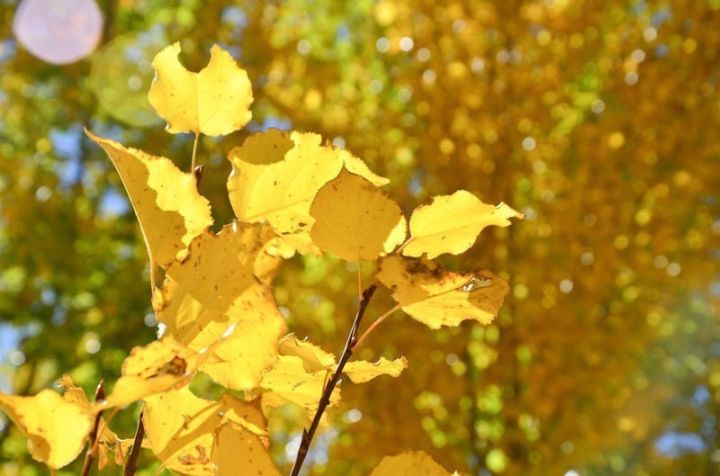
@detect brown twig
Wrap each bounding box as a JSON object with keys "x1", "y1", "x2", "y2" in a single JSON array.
[
  {"x1": 290, "y1": 284, "x2": 378, "y2": 476},
  {"x1": 353, "y1": 304, "x2": 401, "y2": 349},
  {"x1": 124, "y1": 408, "x2": 145, "y2": 476},
  {"x1": 80, "y1": 381, "x2": 106, "y2": 476}
]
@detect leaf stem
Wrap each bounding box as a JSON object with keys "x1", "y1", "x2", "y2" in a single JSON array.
[
  {"x1": 80, "y1": 380, "x2": 106, "y2": 476},
  {"x1": 290, "y1": 284, "x2": 378, "y2": 476},
  {"x1": 191, "y1": 132, "x2": 200, "y2": 172},
  {"x1": 353, "y1": 304, "x2": 401, "y2": 349},
  {"x1": 124, "y1": 408, "x2": 145, "y2": 476}
]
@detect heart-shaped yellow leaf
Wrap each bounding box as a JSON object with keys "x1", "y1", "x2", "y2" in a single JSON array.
[
  {"x1": 402, "y1": 190, "x2": 522, "y2": 259},
  {"x1": 376, "y1": 256, "x2": 509, "y2": 329},
  {"x1": 310, "y1": 170, "x2": 406, "y2": 261},
  {"x1": 0, "y1": 390, "x2": 93, "y2": 469},
  {"x1": 87, "y1": 131, "x2": 213, "y2": 268},
  {"x1": 148, "y1": 42, "x2": 253, "y2": 136}
]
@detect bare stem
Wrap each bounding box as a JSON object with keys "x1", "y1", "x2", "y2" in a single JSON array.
[
  {"x1": 80, "y1": 381, "x2": 106, "y2": 476},
  {"x1": 353, "y1": 304, "x2": 401, "y2": 349},
  {"x1": 191, "y1": 132, "x2": 200, "y2": 172},
  {"x1": 124, "y1": 408, "x2": 145, "y2": 476},
  {"x1": 290, "y1": 284, "x2": 378, "y2": 476}
]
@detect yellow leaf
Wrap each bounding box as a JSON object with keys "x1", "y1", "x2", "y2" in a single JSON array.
[
  {"x1": 211, "y1": 422, "x2": 281, "y2": 476},
  {"x1": 148, "y1": 42, "x2": 253, "y2": 136},
  {"x1": 310, "y1": 170, "x2": 406, "y2": 261},
  {"x1": 0, "y1": 390, "x2": 93, "y2": 469},
  {"x1": 156, "y1": 223, "x2": 277, "y2": 343},
  {"x1": 344, "y1": 357, "x2": 408, "y2": 383},
  {"x1": 87, "y1": 131, "x2": 213, "y2": 268},
  {"x1": 369, "y1": 451, "x2": 454, "y2": 476},
  {"x1": 376, "y1": 256, "x2": 510, "y2": 329},
  {"x1": 100, "y1": 337, "x2": 198, "y2": 409},
  {"x1": 277, "y1": 334, "x2": 336, "y2": 372},
  {"x1": 402, "y1": 190, "x2": 523, "y2": 259},
  {"x1": 227, "y1": 130, "x2": 387, "y2": 255},
  {"x1": 260, "y1": 355, "x2": 339, "y2": 421},
  {"x1": 200, "y1": 295, "x2": 286, "y2": 391},
  {"x1": 143, "y1": 388, "x2": 265, "y2": 476}
]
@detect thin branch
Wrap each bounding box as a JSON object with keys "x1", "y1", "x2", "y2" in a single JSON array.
[
  {"x1": 191, "y1": 132, "x2": 200, "y2": 172},
  {"x1": 80, "y1": 380, "x2": 106, "y2": 476},
  {"x1": 290, "y1": 284, "x2": 378, "y2": 476},
  {"x1": 124, "y1": 408, "x2": 145, "y2": 476},
  {"x1": 353, "y1": 304, "x2": 401, "y2": 349}
]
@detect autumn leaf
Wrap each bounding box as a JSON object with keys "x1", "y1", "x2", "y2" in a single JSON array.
[
  {"x1": 143, "y1": 388, "x2": 267, "y2": 475},
  {"x1": 376, "y1": 255, "x2": 510, "y2": 329},
  {"x1": 87, "y1": 130, "x2": 213, "y2": 268},
  {"x1": 0, "y1": 390, "x2": 93, "y2": 469},
  {"x1": 100, "y1": 337, "x2": 198, "y2": 409},
  {"x1": 344, "y1": 357, "x2": 408, "y2": 383},
  {"x1": 277, "y1": 334, "x2": 336, "y2": 372},
  {"x1": 211, "y1": 422, "x2": 281, "y2": 476},
  {"x1": 148, "y1": 42, "x2": 253, "y2": 136},
  {"x1": 310, "y1": 170, "x2": 406, "y2": 261},
  {"x1": 155, "y1": 223, "x2": 278, "y2": 346},
  {"x1": 260, "y1": 354, "x2": 337, "y2": 421},
  {"x1": 401, "y1": 190, "x2": 523, "y2": 259},
  {"x1": 227, "y1": 129, "x2": 389, "y2": 254},
  {"x1": 369, "y1": 451, "x2": 456, "y2": 475}
]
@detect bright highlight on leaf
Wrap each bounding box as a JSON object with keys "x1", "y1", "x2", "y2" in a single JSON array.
[
  {"x1": 310, "y1": 170, "x2": 406, "y2": 261},
  {"x1": 369, "y1": 451, "x2": 455, "y2": 476},
  {"x1": 86, "y1": 130, "x2": 213, "y2": 268},
  {"x1": 227, "y1": 130, "x2": 389, "y2": 255},
  {"x1": 0, "y1": 390, "x2": 93, "y2": 469},
  {"x1": 402, "y1": 190, "x2": 523, "y2": 259},
  {"x1": 377, "y1": 256, "x2": 510, "y2": 329},
  {"x1": 148, "y1": 42, "x2": 253, "y2": 136}
]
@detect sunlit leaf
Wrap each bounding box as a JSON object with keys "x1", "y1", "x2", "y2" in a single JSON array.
[
  {"x1": 376, "y1": 256, "x2": 509, "y2": 329},
  {"x1": 344, "y1": 357, "x2": 408, "y2": 383},
  {"x1": 143, "y1": 388, "x2": 266, "y2": 476},
  {"x1": 310, "y1": 170, "x2": 406, "y2": 261},
  {"x1": 260, "y1": 355, "x2": 338, "y2": 421},
  {"x1": 227, "y1": 129, "x2": 388, "y2": 255},
  {"x1": 211, "y1": 422, "x2": 281, "y2": 476},
  {"x1": 148, "y1": 42, "x2": 253, "y2": 136},
  {"x1": 369, "y1": 451, "x2": 455, "y2": 475},
  {"x1": 100, "y1": 337, "x2": 198, "y2": 409},
  {"x1": 0, "y1": 390, "x2": 93, "y2": 468},
  {"x1": 402, "y1": 191, "x2": 523, "y2": 259},
  {"x1": 87, "y1": 131, "x2": 213, "y2": 268}
]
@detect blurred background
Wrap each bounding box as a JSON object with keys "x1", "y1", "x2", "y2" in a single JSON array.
[{"x1": 0, "y1": 0, "x2": 719, "y2": 474}]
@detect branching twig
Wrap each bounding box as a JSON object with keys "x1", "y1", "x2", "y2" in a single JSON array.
[
  {"x1": 353, "y1": 304, "x2": 401, "y2": 349},
  {"x1": 80, "y1": 380, "x2": 106, "y2": 476},
  {"x1": 290, "y1": 284, "x2": 378, "y2": 476},
  {"x1": 124, "y1": 408, "x2": 145, "y2": 476}
]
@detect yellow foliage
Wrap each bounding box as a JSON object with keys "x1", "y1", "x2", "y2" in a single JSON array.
[
  {"x1": 310, "y1": 170, "x2": 406, "y2": 261},
  {"x1": 369, "y1": 451, "x2": 455, "y2": 475},
  {"x1": 376, "y1": 256, "x2": 509, "y2": 329},
  {"x1": 402, "y1": 191, "x2": 522, "y2": 259},
  {"x1": 211, "y1": 422, "x2": 281, "y2": 476},
  {"x1": 148, "y1": 43, "x2": 253, "y2": 136},
  {"x1": 86, "y1": 130, "x2": 213, "y2": 268},
  {"x1": 101, "y1": 337, "x2": 198, "y2": 409},
  {"x1": 0, "y1": 390, "x2": 93, "y2": 469}
]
